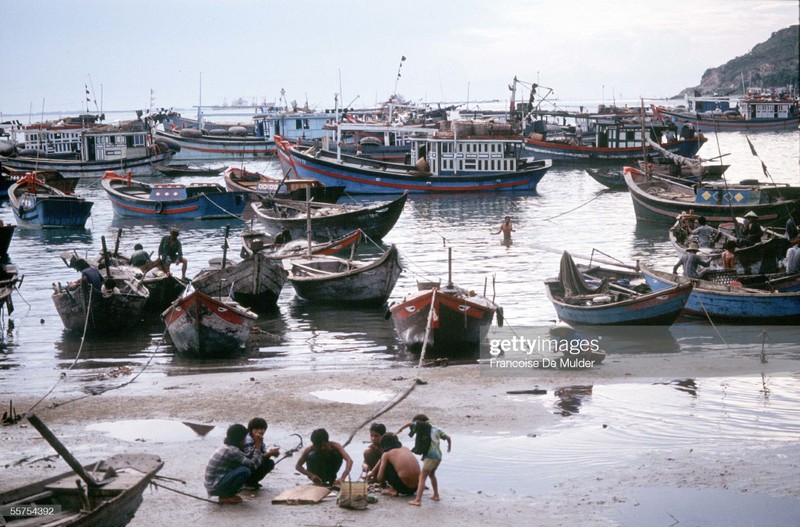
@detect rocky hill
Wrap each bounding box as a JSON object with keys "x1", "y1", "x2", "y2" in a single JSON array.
[{"x1": 679, "y1": 25, "x2": 799, "y2": 97}]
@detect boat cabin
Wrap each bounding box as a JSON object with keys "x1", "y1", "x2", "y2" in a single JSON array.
[
  {"x1": 21, "y1": 126, "x2": 151, "y2": 162},
  {"x1": 252, "y1": 109, "x2": 331, "y2": 142}
]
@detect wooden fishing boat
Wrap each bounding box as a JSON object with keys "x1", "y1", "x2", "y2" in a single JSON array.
[
  {"x1": 390, "y1": 249, "x2": 501, "y2": 353},
  {"x1": 240, "y1": 228, "x2": 362, "y2": 259},
  {"x1": 0, "y1": 253, "x2": 20, "y2": 316},
  {"x1": 623, "y1": 165, "x2": 800, "y2": 227},
  {"x1": 656, "y1": 89, "x2": 800, "y2": 132},
  {"x1": 8, "y1": 173, "x2": 93, "y2": 228},
  {"x1": 251, "y1": 192, "x2": 407, "y2": 241},
  {"x1": 0, "y1": 117, "x2": 173, "y2": 178},
  {"x1": 53, "y1": 248, "x2": 150, "y2": 333},
  {"x1": 641, "y1": 264, "x2": 800, "y2": 324},
  {"x1": 191, "y1": 252, "x2": 288, "y2": 311},
  {"x1": 222, "y1": 166, "x2": 344, "y2": 203},
  {"x1": 545, "y1": 252, "x2": 693, "y2": 325},
  {"x1": 1, "y1": 165, "x2": 79, "y2": 198},
  {"x1": 153, "y1": 128, "x2": 273, "y2": 161},
  {"x1": 669, "y1": 217, "x2": 789, "y2": 275},
  {"x1": 287, "y1": 245, "x2": 402, "y2": 306},
  {"x1": 162, "y1": 289, "x2": 257, "y2": 356},
  {"x1": 276, "y1": 125, "x2": 552, "y2": 194},
  {"x1": 152, "y1": 161, "x2": 226, "y2": 177},
  {"x1": 101, "y1": 171, "x2": 247, "y2": 220},
  {"x1": 1, "y1": 413, "x2": 163, "y2": 527}
]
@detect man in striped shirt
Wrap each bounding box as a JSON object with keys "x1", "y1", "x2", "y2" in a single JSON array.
[{"x1": 204, "y1": 424, "x2": 262, "y2": 504}]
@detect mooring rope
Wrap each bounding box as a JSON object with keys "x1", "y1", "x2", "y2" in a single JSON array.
[{"x1": 342, "y1": 289, "x2": 436, "y2": 448}]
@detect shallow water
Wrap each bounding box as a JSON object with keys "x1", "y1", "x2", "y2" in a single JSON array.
[{"x1": 0, "y1": 131, "x2": 798, "y2": 400}]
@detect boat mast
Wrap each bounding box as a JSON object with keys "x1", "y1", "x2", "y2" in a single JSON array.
[{"x1": 198, "y1": 72, "x2": 203, "y2": 129}]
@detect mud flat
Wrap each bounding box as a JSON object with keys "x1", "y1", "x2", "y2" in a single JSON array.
[{"x1": 2, "y1": 357, "x2": 799, "y2": 527}]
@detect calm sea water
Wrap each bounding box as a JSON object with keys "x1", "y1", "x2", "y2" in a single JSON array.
[{"x1": 0, "y1": 130, "x2": 798, "y2": 398}]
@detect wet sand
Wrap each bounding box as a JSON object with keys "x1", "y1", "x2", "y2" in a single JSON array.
[{"x1": 2, "y1": 359, "x2": 799, "y2": 527}]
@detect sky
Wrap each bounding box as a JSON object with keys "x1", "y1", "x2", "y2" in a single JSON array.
[{"x1": 1, "y1": 0, "x2": 797, "y2": 117}]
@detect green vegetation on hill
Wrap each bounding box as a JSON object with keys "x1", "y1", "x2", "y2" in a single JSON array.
[{"x1": 680, "y1": 25, "x2": 799, "y2": 97}]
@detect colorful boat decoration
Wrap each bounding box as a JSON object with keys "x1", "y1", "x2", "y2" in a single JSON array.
[
  {"x1": 101, "y1": 171, "x2": 246, "y2": 220},
  {"x1": 641, "y1": 264, "x2": 800, "y2": 324},
  {"x1": 162, "y1": 289, "x2": 257, "y2": 356},
  {"x1": 623, "y1": 165, "x2": 800, "y2": 227},
  {"x1": 545, "y1": 252, "x2": 693, "y2": 326},
  {"x1": 656, "y1": 89, "x2": 800, "y2": 132},
  {"x1": 276, "y1": 123, "x2": 552, "y2": 194},
  {"x1": 8, "y1": 173, "x2": 93, "y2": 228}
]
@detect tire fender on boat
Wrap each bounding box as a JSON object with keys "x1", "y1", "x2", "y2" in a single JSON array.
[{"x1": 154, "y1": 201, "x2": 164, "y2": 214}]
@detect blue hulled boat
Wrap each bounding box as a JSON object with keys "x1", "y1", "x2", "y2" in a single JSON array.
[
  {"x1": 277, "y1": 122, "x2": 552, "y2": 194},
  {"x1": 8, "y1": 173, "x2": 93, "y2": 228},
  {"x1": 101, "y1": 171, "x2": 246, "y2": 220},
  {"x1": 545, "y1": 252, "x2": 693, "y2": 326},
  {"x1": 641, "y1": 264, "x2": 800, "y2": 324}
]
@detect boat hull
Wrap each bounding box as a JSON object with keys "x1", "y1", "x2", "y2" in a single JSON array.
[
  {"x1": 623, "y1": 166, "x2": 800, "y2": 227},
  {"x1": 102, "y1": 173, "x2": 247, "y2": 220},
  {"x1": 251, "y1": 193, "x2": 407, "y2": 241},
  {"x1": 288, "y1": 245, "x2": 402, "y2": 306},
  {"x1": 155, "y1": 129, "x2": 274, "y2": 161},
  {"x1": 52, "y1": 282, "x2": 149, "y2": 333},
  {"x1": 0, "y1": 150, "x2": 170, "y2": 179},
  {"x1": 191, "y1": 253, "x2": 288, "y2": 311},
  {"x1": 545, "y1": 280, "x2": 693, "y2": 325},
  {"x1": 390, "y1": 288, "x2": 497, "y2": 353},
  {"x1": 523, "y1": 136, "x2": 705, "y2": 163},
  {"x1": 660, "y1": 109, "x2": 800, "y2": 132},
  {"x1": 642, "y1": 265, "x2": 800, "y2": 324},
  {"x1": 285, "y1": 144, "x2": 550, "y2": 194},
  {"x1": 162, "y1": 291, "x2": 257, "y2": 356}
]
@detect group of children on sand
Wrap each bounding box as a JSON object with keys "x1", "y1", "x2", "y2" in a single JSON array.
[{"x1": 204, "y1": 414, "x2": 451, "y2": 507}]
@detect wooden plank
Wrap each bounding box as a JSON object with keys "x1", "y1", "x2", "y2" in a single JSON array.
[{"x1": 271, "y1": 485, "x2": 331, "y2": 505}]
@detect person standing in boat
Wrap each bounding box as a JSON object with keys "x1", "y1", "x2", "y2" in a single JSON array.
[
  {"x1": 158, "y1": 226, "x2": 188, "y2": 280},
  {"x1": 691, "y1": 216, "x2": 717, "y2": 248},
  {"x1": 491, "y1": 216, "x2": 515, "y2": 245},
  {"x1": 69, "y1": 258, "x2": 102, "y2": 290},
  {"x1": 673, "y1": 241, "x2": 710, "y2": 278}
]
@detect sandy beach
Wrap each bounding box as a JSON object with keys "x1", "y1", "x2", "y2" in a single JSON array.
[{"x1": 3, "y1": 356, "x2": 799, "y2": 527}]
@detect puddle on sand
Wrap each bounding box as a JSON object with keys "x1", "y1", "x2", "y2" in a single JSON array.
[
  {"x1": 310, "y1": 389, "x2": 392, "y2": 405},
  {"x1": 87, "y1": 419, "x2": 223, "y2": 443}
]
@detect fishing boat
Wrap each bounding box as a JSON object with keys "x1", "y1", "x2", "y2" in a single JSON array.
[
  {"x1": 0, "y1": 228, "x2": 20, "y2": 316},
  {"x1": 0, "y1": 116, "x2": 173, "y2": 178},
  {"x1": 1, "y1": 165, "x2": 79, "y2": 198},
  {"x1": 622, "y1": 165, "x2": 800, "y2": 227},
  {"x1": 251, "y1": 192, "x2": 407, "y2": 241},
  {"x1": 276, "y1": 122, "x2": 552, "y2": 194},
  {"x1": 287, "y1": 245, "x2": 402, "y2": 306},
  {"x1": 641, "y1": 264, "x2": 800, "y2": 324},
  {"x1": 8, "y1": 173, "x2": 93, "y2": 228},
  {"x1": 656, "y1": 89, "x2": 800, "y2": 132},
  {"x1": 52, "y1": 256, "x2": 150, "y2": 333},
  {"x1": 153, "y1": 127, "x2": 272, "y2": 161},
  {"x1": 191, "y1": 228, "x2": 288, "y2": 311},
  {"x1": 545, "y1": 252, "x2": 693, "y2": 325},
  {"x1": 390, "y1": 248, "x2": 501, "y2": 353},
  {"x1": 101, "y1": 171, "x2": 247, "y2": 220},
  {"x1": 222, "y1": 166, "x2": 344, "y2": 203},
  {"x1": 506, "y1": 77, "x2": 707, "y2": 163},
  {"x1": 669, "y1": 216, "x2": 788, "y2": 275},
  {"x1": 162, "y1": 289, "x2": 257, "y2": 356},
  {"x1": 152, "y1": 161, "x2": 226, "y2": 177},
  {"x1": 240, "y1": 228, "x2": 362, "y2": 259},
  {"x1": 1, "y1": 413, "x2": 163, "y2": 527}
]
